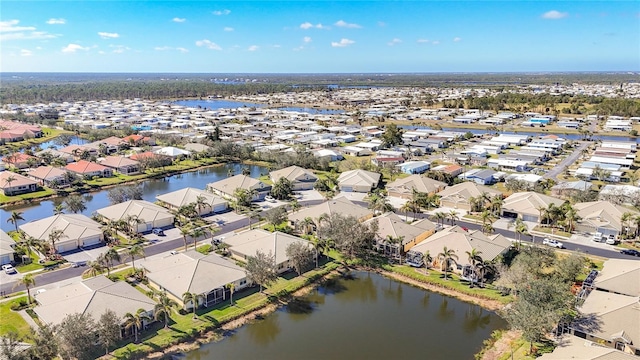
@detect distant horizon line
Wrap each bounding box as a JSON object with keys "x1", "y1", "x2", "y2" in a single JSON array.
[{"x1": 1, "y1": 71, "x2": 638, "y2": 75}]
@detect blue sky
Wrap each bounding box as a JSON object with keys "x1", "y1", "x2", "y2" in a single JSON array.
[{"x1": 1, "y1": 1, "x2": 638, "y2": 73}]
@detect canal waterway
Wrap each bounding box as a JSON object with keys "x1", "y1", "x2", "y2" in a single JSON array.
[
  {"x1": 186, "y1": 271, "x2": 506, "y2": 360},
  {"x1": 0, "y1": 163, "x2": 267, "y2": 232},
  {"x1": 403, "y1": 126, "x2": 638, "y2": 142},
  {"x1": 172, "y1": 99, "x2": 344, "y2": 115}
]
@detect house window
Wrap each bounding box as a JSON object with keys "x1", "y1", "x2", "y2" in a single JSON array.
[{"x1": 240, "y1": 280, "x2": 246, "y2": 286}]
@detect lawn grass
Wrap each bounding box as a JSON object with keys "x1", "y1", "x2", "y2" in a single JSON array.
[
  {"x1": 384, "y1": 264, "x2": 513, "y2": 305},
  {"x1": 0, "y1": 187, "x2": 56, "y2": 204},
  {"x1": 0, "y1": 297, "x2": 33, "y2": 341}
]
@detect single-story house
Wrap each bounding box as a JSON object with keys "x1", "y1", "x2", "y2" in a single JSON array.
[
  {"x1": 312, "y1": 149, "x2": 343, "y2": 161},
  {"x1": 99, "y1": 156, "x2": 141, "y2": 175},
  {"x1": 551, "y1": 180, "x2": 593, "y2": 198},
  {"x1": 34, "y1": 275, "x2": 155, "y2": 329},
  {"x1": 386, "y1": 175, "x2": 447, "y2": 199},
  {"x1": 207, "y1": 174, "x2": 271, "y2": 202},
  {"x1": 592, "y1": 259, "x2": 640, "y2": 297},
  {"x1": 0, "y1": 171, "x2": 38, "y2": 196},
  {"x1": 184, "y1": 143, "x2": 212, "y2": 153},
  {"x1": 396, "y1": 161, "x2": 431, "y2": 175},
  {"x1": 573, "y1": 201, "x2": 639, "y2": 239},
  {"x1": 156, "y1": 187, "x2": 228, "y2": 216},
  {"x1": 569, "y1": 290, "x2": 640, "y2": 356},
  {"x1": 367, "y1": 212, "x2": 436, "y2": 259},
  {"x1": 0, "y1": 229, "x2": 15, "y2": 265},
  {"x1": 436, "y1": 182, "x2": 502, "y2": 211},
  {"x1": 35, "y1": 148, "x2": 75, "y2": 164},
  {"x1": 288, "y1": 196, "x2": 374, "y2": 231},
  {"x1": 501, "y1": 191, "x2": 565, "y2": 223},
  {"x1": 27, "y1": 166, "x2": 70, "y2": 188},
  {"x1": 2, "y1": 153, "x2": 38, "y2": 169},
  {"x1": 142, "y1": 250, "x2": 248, "y2": 309},
  {"x1": 406, "y1": 226, "x2": 511, "y2": 277},
  {"x1": 65, "y1": 160, "x2": 113, "y2": 178},
  {"x1": 96, "y1": 200, "x2": 175, "y2": 233},
  {"x1": 223, "y1": 229, "x2": 315, "y2": 274},
  {"x1": 269, "y1": 165, "x2": 318, "y2": 190},
  {"x1": 154, "y1": 146, "x2": 191, "y2": 159},
  {"x1": 537, "y1": 335, "x2": 638, "y2": 360},
  {"x1": 122, "y1": 134, "x2": 155, "y2": 146},
  {"x1": 460, "y1": 169, "x2": 497, "y2": 185},
  {"x1": 337, "y1": 169, "x2": 381, "y2": 193},
  {"x1": 20, "y1": 214, "x2": 104, "y2": 253}
]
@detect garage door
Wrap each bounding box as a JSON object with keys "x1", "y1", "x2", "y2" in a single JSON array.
[
  {"x1": 342, "y1": 186, "x2": 353, "y2": 192},
  {"x1": 213, "y1": 204, "x2": 227, "y2": 213},
  {"x1": 57, "y1": 242, "x2": 77, "y2": 253},
  {"x1": 82, "y1": 236, "x2": 102, "y2": 247},
  {"x1": 522, "y1": 215, "x2": 538, "y2": 222}
]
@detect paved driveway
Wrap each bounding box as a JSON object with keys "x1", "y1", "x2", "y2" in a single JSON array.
[{"x1": 62, "y1": 245, "x2": 109, "y2": 264}]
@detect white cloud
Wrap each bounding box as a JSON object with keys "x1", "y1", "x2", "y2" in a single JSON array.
[
  {"x1": 453, "y1": 37, "x2": 462, "y2": 42},
  {"x1": 377, "y1": 21, "x2": 386, "y2": 27},
  {"x1": 61, "y1": 43, "x2": 89, "y2": 53},
  {"x1": 300, "y1": 22, "x2": 329, "y2": 30},
  {"x1": 223, "y1": 27, "x2": 234, "y2": 32},
  {"x1": 20, "y1": 49, "x2": 32, "y2": 56},
  {"x1": 432, "y1": 40, "x2": 440, "y2": 45},
  {"x1": 417, "y1": 39, "x2": 430, "y2": 43},
  {"x1": 155, "y1": 46, "x2": 188, "y2": 53},
  {"x1": 195, "y1": 39, "x2": 222, "y2": 50},
  {"x1": 542, "y1": 10, "x2": 568, "y2": 19},
  {"x1": 110, "y1": 45, "x2": 130, "y2": 54},
  {"x1": 331, "y1": 38, "x2": 354, "y2": 47},
  {"x1": 335, "y1": 20, "x2": 361, "y2": 28},
  {"x1": 0, "y1": 20, "x2": 59, "y2": 41},
  {"x1": 0, "y1": 20, "x2": 35, "y2": 32},
  {"x1": 247, "y1": 45, "x2": 259, "y2": 51},
  {"x1": 212, "y1": 9, "x2": 231, "y2": 16},
  {"x1": 387, "y1": 38, "x2": 402, "y2": 46},
  {"x1": 303, "y1": 36, "x2": 312, "y2": 43},
  {"x1": 98, "y1": 32, "x2": 119, "y2": 39},
  {"x1": 46, "y1": 18, "x2": 66, "y2": 25},
  {"x1": 272, "y1": 44, "x2": 281, "y2": 48},
  {"x1": 172, "y1": 17, "x2": 186, "y2": 23}
]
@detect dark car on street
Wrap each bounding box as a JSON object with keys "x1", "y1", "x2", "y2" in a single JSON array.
[{"x1": 620, "y1": 249, "x2": 640, "y2": 257}]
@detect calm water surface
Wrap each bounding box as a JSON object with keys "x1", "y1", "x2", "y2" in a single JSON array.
[
  {"x1": 0, "y1": 163, "x2": 267, "y2": 232},
  {"x1": 187, "y1": 272, "x2": 506, "y2": 360},
  {"x1": 173, "y1": 100, "x2": 343, "y2": 115}
]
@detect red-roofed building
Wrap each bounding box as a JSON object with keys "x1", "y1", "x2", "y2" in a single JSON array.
[
  {"x1": 0, "y1": 171, "x2": 38, "y2": 196},
  {"x1": 0, "y1": 121, "x2": 42, "y2": 144},
  {"x1": 65, "y1": 160, "x2": 113, "y2": 178},
  {"x1": 2, "y1": 153, "x2": 39, "y2": 169},
  {"x1": 122, "y1": 134, "x2": 155, "y2": 146}
]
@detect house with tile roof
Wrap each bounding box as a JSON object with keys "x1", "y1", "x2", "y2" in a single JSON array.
[
  {"x1": 336, "y1": 169, "x2": 381, "y2": 193},
  {"x1": 269, "y1": 165, "x2": 318, "y2": 190},
  {"x1": 96, "y1": 200, "x2": 174, "y2": 233},
  {"x1": 20, "y1": 214, "x2": 104, "y2": 253},
  {"x1": 207, "y1": 174, "x2": 271, "y2": 201},
  {"x1": 156, "y1": 187, "x2": 228, "y2": 215},
  {"x1": 65, "y1": 160, "x2": 113, "y2": 178},
  {"x1": 386, "y1": 174, "x2": 447, "y2": 199},
  {"x1": 501, "y1": 191, "x2": 565, "y2": 223},
  {"x1": 99, "y1": 156, "x2": 141, "y2": 175},
  {"x1": 0, "y1": 171, "x2": 38, "y2": 196}
]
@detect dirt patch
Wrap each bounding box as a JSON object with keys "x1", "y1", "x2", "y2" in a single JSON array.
[
  {"x1": 481, "y1": 329, "x2": 522, "y2": 360},
  {"x1": 379, "y1": 270, "x2": 505, "y2": 312}
]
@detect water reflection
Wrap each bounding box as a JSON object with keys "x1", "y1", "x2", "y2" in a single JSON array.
[
  {"x1": 192, "y1": 272, "x2": 506, "y2": 360},
  {"x1": 246, "y1": 312, "x2": 281, "y2": 346}
]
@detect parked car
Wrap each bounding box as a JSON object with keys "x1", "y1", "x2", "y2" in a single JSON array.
[
  {"x1": 620, "y1": 249, "x2": 640, "y2": 257},
  {"x1": 152, "y1": 228, "x2": 165, "y2": 236},
  {"x1": 265, "y1": 195, "x2": 276, "y2": 203},
  {"x1": 605, "y1": 235, "x2": 617, "y2": 245},
  {"x1": 543, "y1": 238, "x2": 564, "y2": 249},
  {"x1": 71, "y1": 261, "x2": 87, "y2": 268},
  {"x1": 2, "y1": 264, "x2": 17, "y2": 274}
]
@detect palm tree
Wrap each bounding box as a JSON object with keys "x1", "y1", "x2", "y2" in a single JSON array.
[
  {"x1": 127, "y1": 244, "x2": 145, "y2": 269},
  {"x1": 104, "y1": 248, "x2": 121, "y2": 276},
  {"x1": 180, "y1": 225, "x2": 192, "y2": 252},
  {"x1": 83, "y1": 260, "x2": 105, "y2": 278},
  {"x1": 53, "y1": 204, "x2": 65, "y2": 215},
  {"x1": 433, "y1": 211, "x2": 447, "y2": 228},
  {"x1": 621, "y1": 212, "x2": 634, "y2": 239},
  {"x1": 48, "y1": 229, "x2": 67, "y2": 255},
  {"x1": 299, "y1": 217, "x2": 316, "y2": 235},
  {"x1": 189, "y1": 227, "x2": 206, "y2": 250},
  {"x1": 3, "y1": 175, "x2": 17, "y2": 189},
  {"x1": 479, "y1": 210, "x2": 493, "y2": 226},
  {"x1": 193, "y1": 195, "x2": 211, "y2": 217},
  {"x1": 423, "y1": 250, "x2": 433, "y2": 269},
  {"x1": 289, "y1": 198, "x2": 301, "y2": 213},
  {"x1": 124, "y1": 309, "x2": 151, "y2": 343},
  {"x1": 226, "y1": 283, "x2": 236, "y2": 305},
  {"x1": 385, "y1": 235, "x2": 404, "y2": 263},
  {"x1": 154, "y1": 292, "x2": 178, "y2": 329},
  {"x1": 489, "y1": 195, "x2": 504, "y2": 216},
  {"x1": 182, "y1": 292, "x2": 204, "y2": 319},
  {"x1": 13, "y1": 274, "x2": 35, "y2": 305},
  {"x1": 437, "y1": 247, "x2": 458, "y2": 280},
  {"x1": 19, "y1": 233, "x2": 39, "y2": 259},
  {"x1": 7, "y1": 211, "x2": 24, "y2": 233},
  {"x1": 400, "y1": 201, "x2": 413, "y2": 222},
  {"x1": 564, "y1": 206, "x2": 581, "y2": 233},
  {"x1": 465, "y1": 248, "x2": 483, "y2": 268},
  {"x1": 481, "y1": 223, "x2": 495, "y2": 235},
  {"x1": 447, "y1": 210, "x2": 459, "y2": 225},
  {"x1": 124, "y1": 215, "x2": 143, "y2": 235}
]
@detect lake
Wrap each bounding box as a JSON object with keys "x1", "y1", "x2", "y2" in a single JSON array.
[
  {"x1": 173, "y1": 100, "x2": 344, "y2": 115},
  {"x1": 0, "y1": 163, "x2": 268, "y2": 232},
  {"x1": 186, "y1": 271, "x2": 506, "y2": 360}
]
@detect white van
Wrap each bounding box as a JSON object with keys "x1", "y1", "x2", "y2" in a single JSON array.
[{"x1": 592, "y1": 232, "x2": 603, "y2": 242}]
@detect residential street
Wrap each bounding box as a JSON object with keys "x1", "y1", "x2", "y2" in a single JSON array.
[{"x1": 544, "y1": 141, "x2": 589, "y2": 181}]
